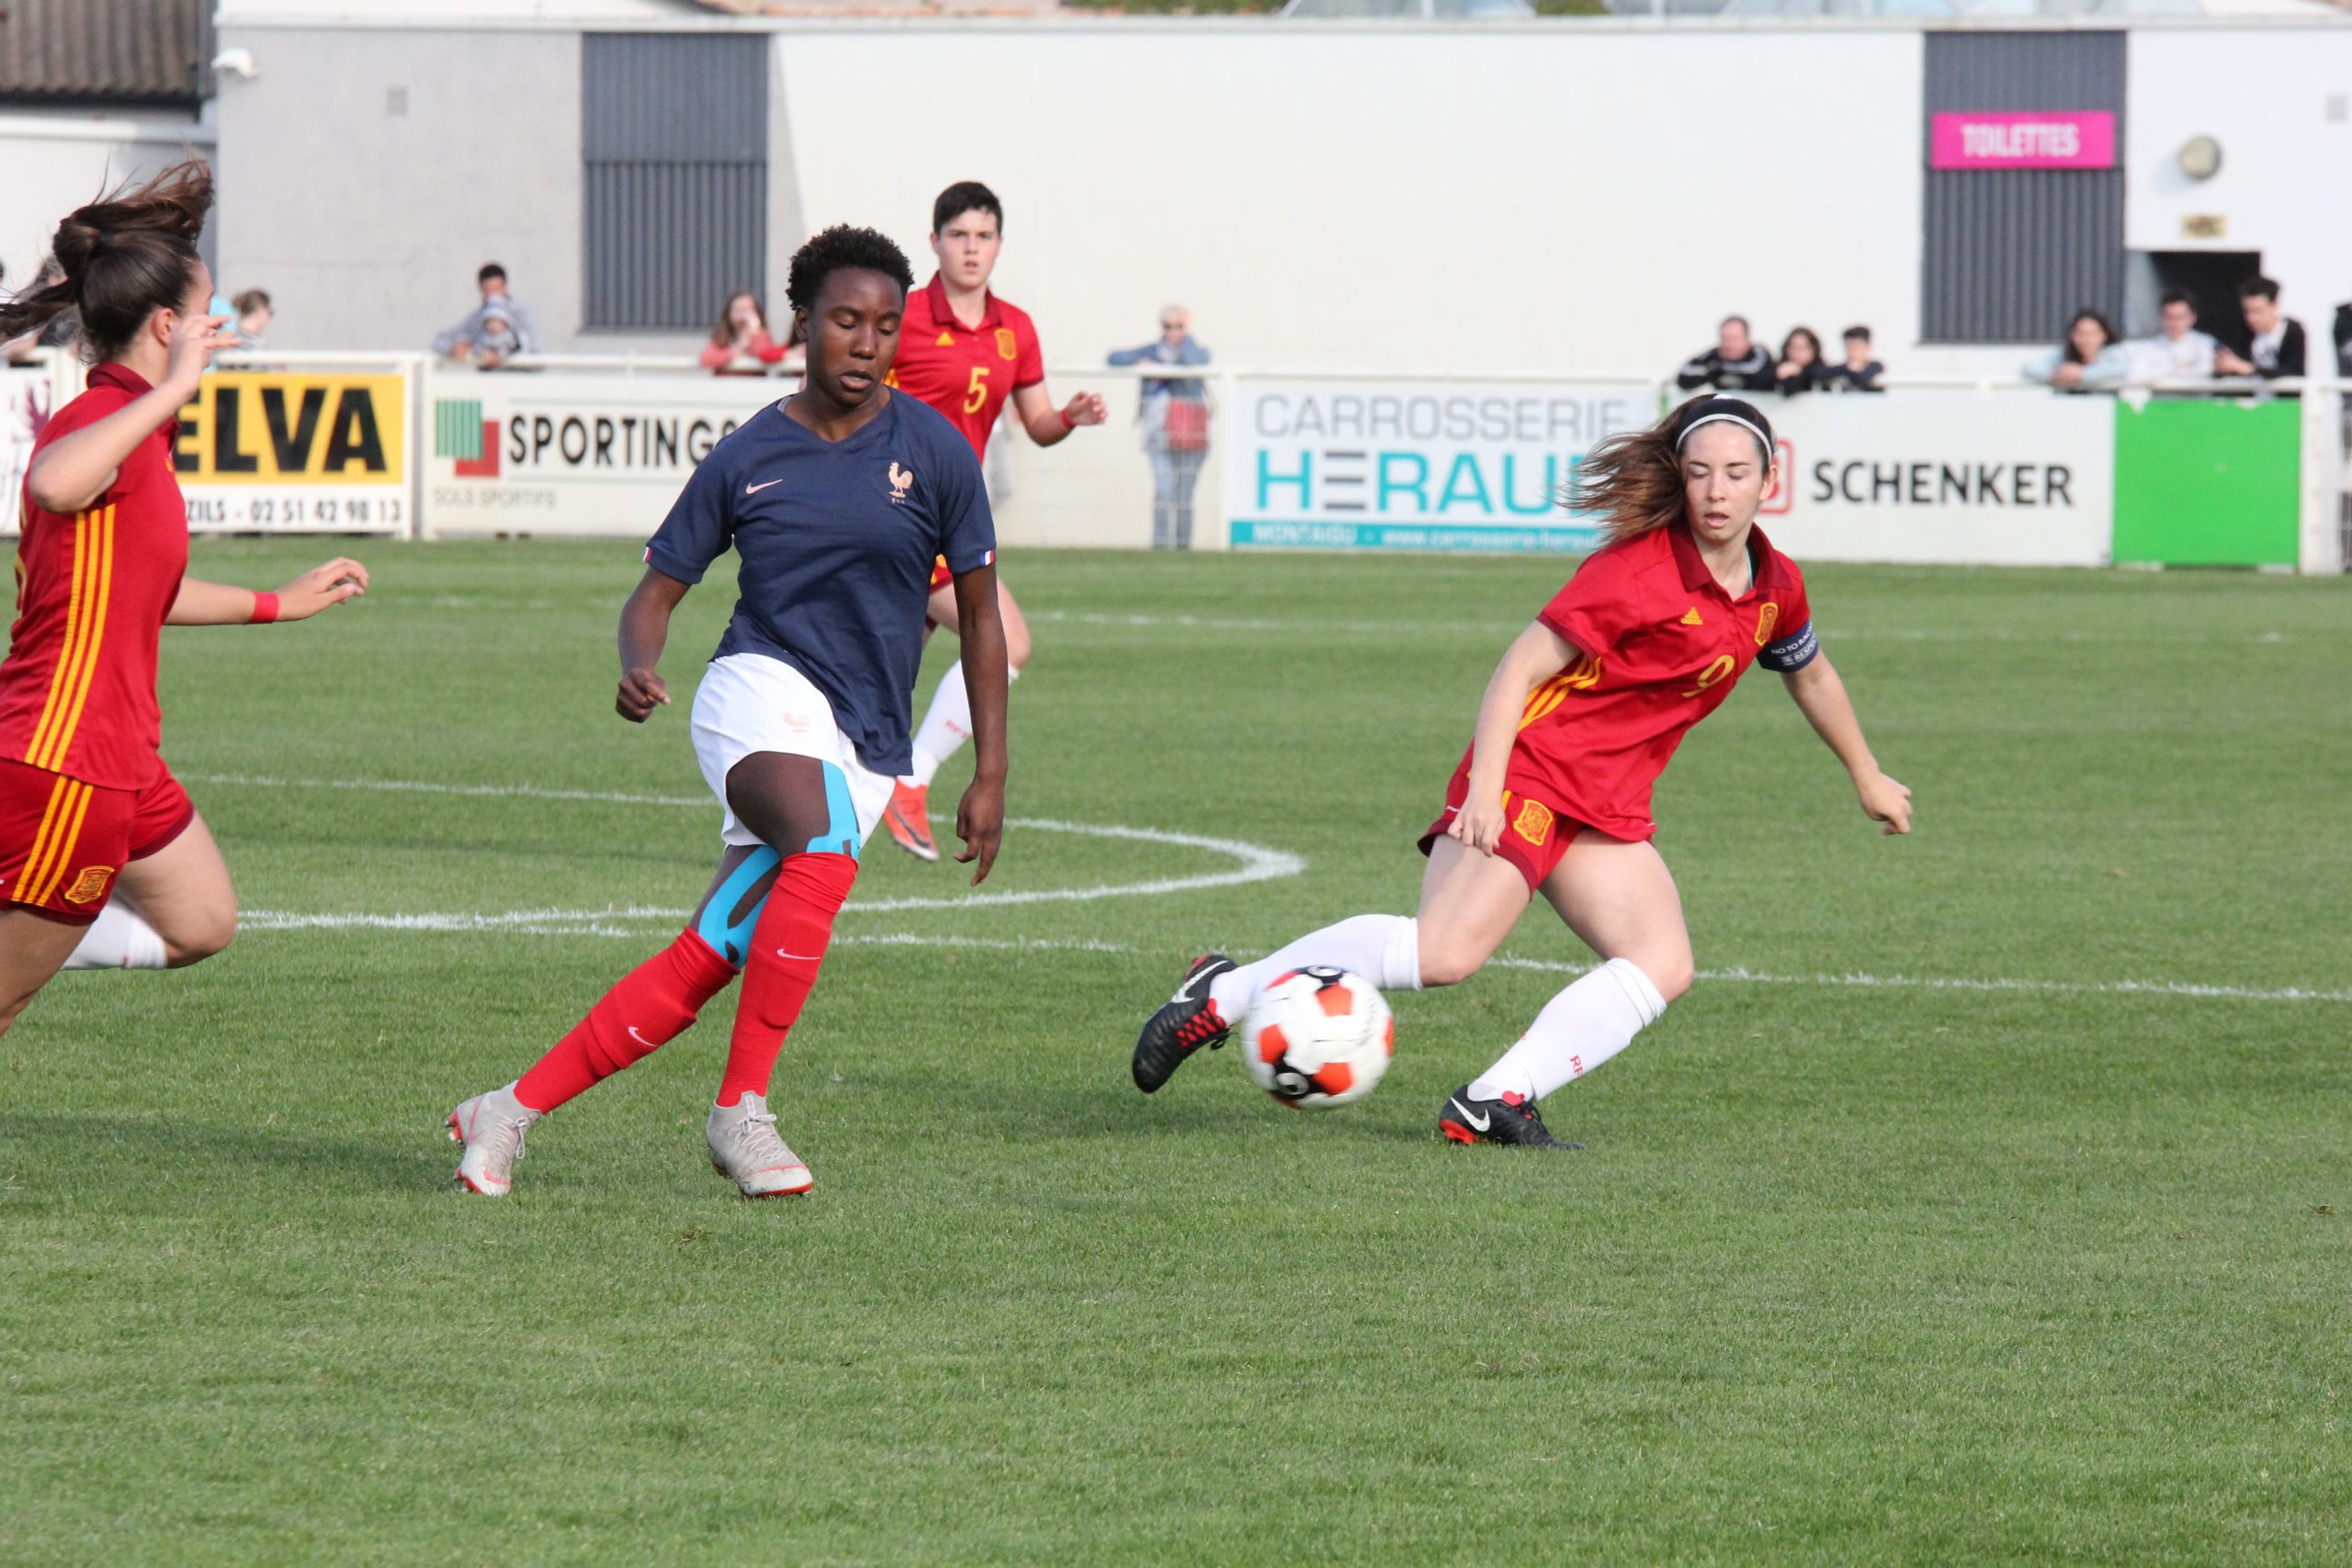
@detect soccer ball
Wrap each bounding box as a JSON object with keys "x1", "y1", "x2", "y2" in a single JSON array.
[{"x1": 1239, "y1": 965, "x2": 1394, "y2": 1109}]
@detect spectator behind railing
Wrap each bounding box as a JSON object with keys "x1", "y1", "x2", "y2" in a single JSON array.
[
  {"x1": 2023, "y1": 310, "x2": 2128, "y2": 393},
  {"x1": 1108, "y1": 305, "x2": 1212, "y2": 550},
  {"x1": 2214, "y1": 276, "x2": 2306, "y2": 382},
  {"x1": 1774, "y1": 326, "x2": 1822, "y2": 397},
  {"x1": 232, "y1": 288, "x2": 273, "y2": 351},
  {"x1": 1813, "y1": 325, "x2": 1884, "y2": 393},
  {"x1": 2123, "y1": 290, "x2": 2215, "y2": 385},
  {"x1": 447, "y1": 299, "x2": 523, "y2": 371},
  {"x1": 700, "y1": 290, "x2": 793, "y2": 376},
  {"x1": 1675, "y1": 314, "x2": 1776, "y2": 393},
  {"x1": 432, "y1": 262, "x2": 542, "y2": 367},
  {"x1": 2335, "y1": 296, "x2": 2352, "y2": 378}
]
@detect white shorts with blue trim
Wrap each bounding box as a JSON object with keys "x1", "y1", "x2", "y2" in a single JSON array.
[{"x1": 689, "y1": 653, "x2": 895, "y2": 850}]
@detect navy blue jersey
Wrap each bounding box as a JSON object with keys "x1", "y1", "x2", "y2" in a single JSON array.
[{"x1": 643, "y1": 392, "x2": 996, "y2": 775}]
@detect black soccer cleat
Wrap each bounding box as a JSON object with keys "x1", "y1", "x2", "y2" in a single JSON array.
[
  {"x1": 1131, "y1": 953, "x2": 1238, "y2": 1093},
  {"x1": 1437, "y1": 1084, "x2": 1582, "y2": 1150}
]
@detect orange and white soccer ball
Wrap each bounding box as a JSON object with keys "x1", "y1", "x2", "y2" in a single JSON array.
[{"x1": 1239, "y1": 965, "x2": 1394, "y2": 1109}]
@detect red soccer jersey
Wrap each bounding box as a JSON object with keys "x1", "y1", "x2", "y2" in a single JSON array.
[
  {"x1": 888, "y1": 273, "x2": 1045, "y2": 461},
  {"x1": 1497, "y1": 523, "x2": 1816, "y2": 841},
  {"x1": 0, "y1": 364, "x2": 189, "y2": 790}
]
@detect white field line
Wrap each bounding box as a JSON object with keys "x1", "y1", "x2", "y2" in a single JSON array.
[
  {"x1": 200, "y1": 773, "x2": 2344, "y2": 1005},
  {"x1": 185, "y1": 773, "x2": 1305, "y2": 912},
  {"x1": 228, "y1": 908, "x2": 2350, "y2": 1004}
]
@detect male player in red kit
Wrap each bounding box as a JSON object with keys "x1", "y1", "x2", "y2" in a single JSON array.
[{"x1": 878, "y1": 180, "x2": 1105, "y2": 861}]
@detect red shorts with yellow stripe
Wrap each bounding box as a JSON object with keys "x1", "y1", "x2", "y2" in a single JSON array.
[
  {"x1": 0, "y1": 758, "x2": 195, "y2": 924},
  {"x1": 1418, "y1": 751, "x2": 1604, "y2": 893}
]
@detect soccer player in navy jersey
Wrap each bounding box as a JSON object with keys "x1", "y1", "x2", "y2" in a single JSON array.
[{"x1": 448, "y1": 226, "x2": 1008, "y2": 1198}]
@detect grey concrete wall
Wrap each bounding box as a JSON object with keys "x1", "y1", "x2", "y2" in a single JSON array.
[{"x1": 212, "y1": 27, "x2": 588, "y2": 354}]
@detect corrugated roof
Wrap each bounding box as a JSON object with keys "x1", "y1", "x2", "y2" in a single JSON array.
[{"x1": 0, "y1": 0, "x2": 210, "y2": 107}]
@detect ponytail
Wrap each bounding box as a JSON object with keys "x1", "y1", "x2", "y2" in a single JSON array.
[
  {"x1": 0, "y1": 160, "x2": 213, "y2": 362},
  {"x1": 1565, "y1": 394, "x2": 1776, "y2": 547}
]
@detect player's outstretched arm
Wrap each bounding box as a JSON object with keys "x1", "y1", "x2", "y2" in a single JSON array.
[
  {"x1": 948, "y1": 562, "x2": 1008, "y2": 886},
  {"x1": 1011, "y1": 380, "x2": 1106, "y2": 448},
  {"x1": 1450, "y1": 621, "x2": 1579, "y2": 857},
  {"x1": 615, "y1": 567, "x2": 690, "y2": 723},
  {"x1": 1781, "y1": 655, "x2": 1912, "y2": 835},
  {"x1": 165, "y1": 558, "x2": 368, "y2": 626},
  {"x1": 27, "y1": 310, "x2": 232, "y2": 513}
]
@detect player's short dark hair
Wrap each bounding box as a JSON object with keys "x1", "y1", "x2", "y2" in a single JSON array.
[
  {"x1": 477, "y1": 263, "x2": 506, "y2": 286},
  {"x1": 932, "y1": 181, "x2": 1002, "y2": 236},
  {"x1": 2159, "y1": 289, "x2": 2196, "y2": 312},
  {"x1": 1720, "y1": 313, "x2": 1749, "y2": 333},
  {"x1": 786, "y1": 225, "x2": 915, "y2": 313},
  {"x1": 1842, "y1": 324, "x2": 1871, "y2": 343},
  {"x1": 2237, "y1": 275, "x2": 2279, "y2": 302}
]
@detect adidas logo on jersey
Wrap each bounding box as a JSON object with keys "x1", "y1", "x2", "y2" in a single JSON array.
[
  {"x1": 934, "y1": 330, "x2": 955, "y2": 346},
  {"x1": 1680, "y1": 607, "x2": 1704, "y2": 626}
]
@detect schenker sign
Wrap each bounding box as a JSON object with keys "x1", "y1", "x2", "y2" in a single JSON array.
[{"x1": 1756, "y1": 392, "x2": 2114, "y2": 567}]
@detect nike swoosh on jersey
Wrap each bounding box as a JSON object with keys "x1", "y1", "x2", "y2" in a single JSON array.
[
  {"x1": 745, "y1": 479, "x2": 784, "y2": 495},
  {"x1": 628, "y1": 1026, "x2": 656, "y2": 1046},
  {"x1": 1447, "y1": 1099, "x2": 1491, "y2": 1133}
]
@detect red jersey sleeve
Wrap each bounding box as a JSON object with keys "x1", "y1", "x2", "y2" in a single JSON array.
[
  {"x1": 1013, "y1": 314, "x2": 1045, "y2": 390},
  {"x1": 1757, "y1": 562, "x2": 1818, "y2": 672},
  {"x1": 1536, "y1": 550, "x2": 1643, "y2": 660}
]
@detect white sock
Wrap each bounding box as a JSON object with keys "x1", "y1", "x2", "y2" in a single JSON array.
[
  {"x1": 903, "y1": 661, "x2": 1018, "y2": 788},
  {"x1": 1467, "y1": 957, "x2": 1667, "y2": 1103},
  {"x1": 1207, "y1": 915, "x2": 1421, "y2": 1021},
  {"x1": 62, "y1": 900, "x2": 170, "y2": 970}
]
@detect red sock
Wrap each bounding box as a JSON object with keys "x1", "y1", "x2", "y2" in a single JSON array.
[
  {"x1": 515, "y1": 930, "x2": 738, "y2": 1113},
  {"x1": 718, "y1": 852, "x2": 859, "y2": 1107}
]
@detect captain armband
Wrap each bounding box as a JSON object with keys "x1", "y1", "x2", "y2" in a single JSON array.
[{"x1": 1756, "y1": 620, "x2": 1819, "y2": 673}]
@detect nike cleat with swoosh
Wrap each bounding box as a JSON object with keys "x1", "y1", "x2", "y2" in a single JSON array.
[
  {"x1": 1131, "y1": 953, "x2": 1238, "y2": 1093},
  {"x1": 1437, "y1": 1084, "x2": 1581, "y2": 1150},
  {"x1": 448, "y1": 1083, "x2": 541, "y2": 1195},
  {"x1": 882, "y1": 780, "x2": 939, "y2": 863},
  {"x1": 707, "y1": 1092, "x2": 813, "y2": 1198}
]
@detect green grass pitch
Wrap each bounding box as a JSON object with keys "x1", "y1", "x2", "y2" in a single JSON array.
[{"x1": 4, "y1": 538, "x2": 2347, "y2": 1564}]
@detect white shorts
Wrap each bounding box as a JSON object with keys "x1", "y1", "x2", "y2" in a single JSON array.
[{"x1": 689, "y1": 653, "x2": 895, "y2": 850}]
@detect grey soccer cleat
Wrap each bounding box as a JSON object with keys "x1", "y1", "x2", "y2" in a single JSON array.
[{"x1": 707, "y1": 1093, "x2": 814, "y2": 1198}]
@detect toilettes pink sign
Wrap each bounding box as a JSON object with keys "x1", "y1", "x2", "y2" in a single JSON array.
[{"x1": 1930, "y1": 112, "x2": 2116, "y2": 170}]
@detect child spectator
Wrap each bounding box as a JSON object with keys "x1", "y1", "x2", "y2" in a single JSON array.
[
  {"x1": 1774, "y1": 327, "x2": 1823, "y2": 396},
  {"x1": 232, "y1": 288, "x2": 273, "y2": 350},
  {"x1": 433, "y1": 263, "x2": 541, "y2": 365},
  {"x1": 1814, "y1": 325, "x2": 1884, "y2": 392},
  {"x1": 700, "y1": 290, "x2": 791, "y2": 376}
]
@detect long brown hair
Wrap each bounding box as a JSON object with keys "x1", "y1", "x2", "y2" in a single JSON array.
[
  {"x1": 0, "y1": 160, "x2": 212, "y2": 363},
  {"x1": 1565, "y1": 395, "x2": 1776, "y2": 547},
  {"x1": 709, "y1": 289, "x2": 767, "y2": 347}
]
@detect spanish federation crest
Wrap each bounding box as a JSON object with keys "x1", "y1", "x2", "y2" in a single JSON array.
[{"x1": 995, "y1": 328, "x2": 1018, "y2": 361}]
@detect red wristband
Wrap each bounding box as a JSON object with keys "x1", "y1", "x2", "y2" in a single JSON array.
[
  {"x1": 249, "y1": 591, "x2": 279, "y2": 625},
  {"x1": 1057, "y1": 408, "x2": 1075, "y2": 434}
]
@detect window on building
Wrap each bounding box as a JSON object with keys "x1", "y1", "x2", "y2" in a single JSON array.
[{"x1": 582, "y1": 34, "x2": 767, "y2": 332}]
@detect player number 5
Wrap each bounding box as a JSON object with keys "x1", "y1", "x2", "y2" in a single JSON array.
[{"x1": 963, "y1": 365, "x2": 989, "y2": 413}]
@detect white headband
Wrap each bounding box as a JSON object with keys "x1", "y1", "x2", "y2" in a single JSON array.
[{"x1": 1675, "y1": 411, "x2": 1773, "y2": 457}]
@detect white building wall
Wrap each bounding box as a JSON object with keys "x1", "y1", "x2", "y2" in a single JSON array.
[
  {"x1": 0, "y1": 116, "x2": 215, "y2": 295},
  {"x1": 211, "y1": 28, "x2": 584, "y2": 355},
  {"x1": 2126, "y1": 29, "x2": 2352, "y2": 345},
  {"x1": 777, "y1": 27, "x2": 1928, "y2": 381}
]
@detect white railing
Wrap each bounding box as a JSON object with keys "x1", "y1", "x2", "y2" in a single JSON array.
[{"x1": 5, "y1": 349, "x2": 2346, "y2": 572}]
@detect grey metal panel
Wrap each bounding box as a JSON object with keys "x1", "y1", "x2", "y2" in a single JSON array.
[
  {"x1": 582, "y1": 34, "x2": 767, "y2": 331},
  {"x1": 1920, "y1": 32, "x2": 2126, "y2": 344},
  {"x1": 583, "y1": 33, "x2": 765, "y2": 163}
]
